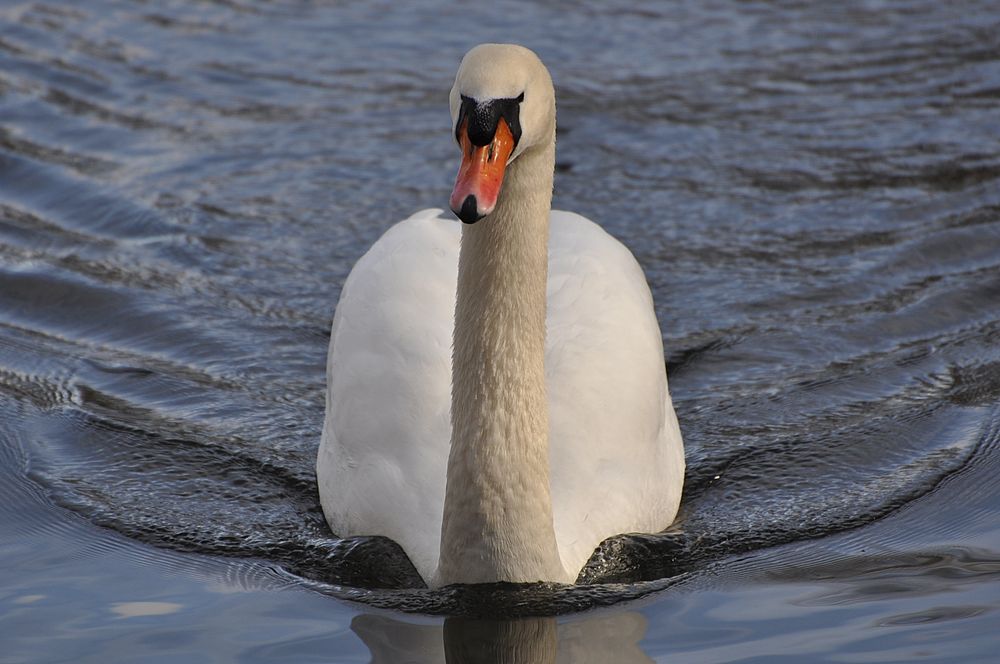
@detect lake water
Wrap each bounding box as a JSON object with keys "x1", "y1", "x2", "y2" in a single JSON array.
[{"x1": 2, "y1": 0, "x2": 999, "y2": 661}]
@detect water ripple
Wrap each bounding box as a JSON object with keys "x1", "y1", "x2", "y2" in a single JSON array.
[{"x1": 0, "y1": 0, "x2": 999, "y2": 630}]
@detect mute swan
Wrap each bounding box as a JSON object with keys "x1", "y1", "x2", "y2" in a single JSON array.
[{"x1": 317, "y1": 44, "x2": 684, "y2": 587}]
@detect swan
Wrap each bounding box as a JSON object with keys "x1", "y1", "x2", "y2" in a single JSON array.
[{"x1": 317, "y1": 44, "x2": 684, "y2": 587}]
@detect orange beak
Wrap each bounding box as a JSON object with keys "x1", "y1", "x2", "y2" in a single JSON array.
[{"x1": 450, "y1": 117, "x2": 516, "y2": 224}]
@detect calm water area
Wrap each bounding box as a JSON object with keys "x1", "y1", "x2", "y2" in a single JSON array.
[{"x1": 2, "y1": 0, "x2": 1000, "y2": 661}]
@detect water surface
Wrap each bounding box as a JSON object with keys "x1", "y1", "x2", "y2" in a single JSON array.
[{"x1": 1, "y1": 0, "x2": 999, "y2": 661}]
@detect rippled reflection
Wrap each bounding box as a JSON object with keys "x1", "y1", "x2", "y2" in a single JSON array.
[{"x1": 353, "y1": 611, "x2": 652, "y2": 664}]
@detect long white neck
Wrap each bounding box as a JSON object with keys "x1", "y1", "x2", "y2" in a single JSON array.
[{"x1": 434, "y1": 137, "x2": 571, "y2": 586}]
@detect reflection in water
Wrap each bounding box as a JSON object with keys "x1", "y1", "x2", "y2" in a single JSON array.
[
  {"x1": 352, "y1": 611, "x2": 652, "y2": 663},
  {"x1": 443, "y1": 619, "x2": 556, "y2": 664}
]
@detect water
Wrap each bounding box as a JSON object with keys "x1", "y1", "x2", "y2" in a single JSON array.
[{"x1": 1, "y1": 0, "x2": 999, "y2": 660}]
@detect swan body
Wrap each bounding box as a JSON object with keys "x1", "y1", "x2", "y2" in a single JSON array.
[{"x1": 317, "y1": 44, "x2": 684, "y2": 587}]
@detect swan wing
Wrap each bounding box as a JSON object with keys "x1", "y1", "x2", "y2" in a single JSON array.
[
  {"x1": 317, "y1": 209, "x2": 458, "y2": 582},
  {"x1": 546, "y1": 211, "x2": 684, "y2": 576}
]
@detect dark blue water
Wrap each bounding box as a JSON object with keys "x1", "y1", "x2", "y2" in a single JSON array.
[{"x1": 2, "y1": 0, "x2": 999, "y2": 661}]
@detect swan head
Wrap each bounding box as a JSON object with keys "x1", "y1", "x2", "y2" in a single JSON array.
[{"x1": 448, "y1": 44, "x2": 555, "y2": 224}]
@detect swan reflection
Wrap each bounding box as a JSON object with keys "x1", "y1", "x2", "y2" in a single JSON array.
[{"x1": 352, "y1": 610, "x2": 653, "y2": 663}]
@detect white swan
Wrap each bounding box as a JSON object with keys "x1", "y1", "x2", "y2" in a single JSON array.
[{"x1": 317, "y1": 44, "x2": 684, "y2": 587}]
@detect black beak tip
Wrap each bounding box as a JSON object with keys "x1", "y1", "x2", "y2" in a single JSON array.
[{"x1": 454, "y1": 195, "x2": 484, "y2": 224}]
